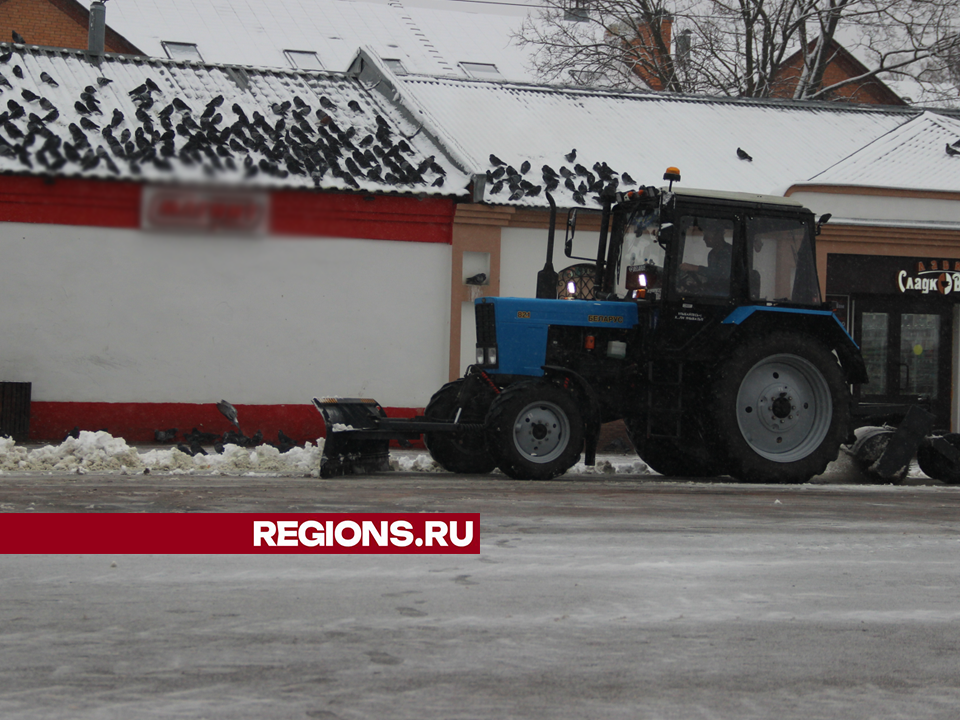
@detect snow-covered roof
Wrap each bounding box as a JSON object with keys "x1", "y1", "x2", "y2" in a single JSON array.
[
  {"x1": 0, "y1": 43, "x2": 470, "y2": 195},
  {"x1": 391, "y1": 73, "x2": 925, "y2": 206},
  {"x1": 805, "y1": 112, "x2": 960, "y2": 193},
  {"x1": 76, "y1": 0, "x2": 536, "y2": 81}
]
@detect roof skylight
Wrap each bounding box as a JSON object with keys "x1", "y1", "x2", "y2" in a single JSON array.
[
  {"x1": 381, "y1": 58, "x2": 407, "y2": 75},
  {"x1": 162, "y1": 42, "x2": 203, "y2": 61},
  {"x1": 284, "y1": 50, "x2": 324, "y2": 70},
  {"x1": 460, "y1": 62, "x2": 502, "y2": 80}
]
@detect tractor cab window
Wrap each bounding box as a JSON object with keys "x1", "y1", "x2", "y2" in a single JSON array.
[
  {"x1": 747, "y1": 216, "x2": 820, "y2": 305},
  {"x1": 616, "y1": 204, "x2": 664, "y2": 299},
  {"x1": 674, "y1": 216, "x2": 735, "y2": 298}
]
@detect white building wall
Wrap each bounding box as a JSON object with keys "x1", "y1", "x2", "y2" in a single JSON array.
[
  {"x1": 788, "y1": 191, "x2": 960, "y2": 230},
  {"x1": 500, "y1": 226, "x2": 578, "y2": 298},
  {"x1": 0, "y1": 223, "x2": 451, "y2": 408}
]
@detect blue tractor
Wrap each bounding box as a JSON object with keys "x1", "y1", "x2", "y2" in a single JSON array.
[{"x1": 317, "y1": 169, "x2": 932, "y2": 483}]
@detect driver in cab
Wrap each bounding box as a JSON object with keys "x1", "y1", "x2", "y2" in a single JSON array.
[{"x1": 679, "y1": 225, "x2": 732, "y2": 293}]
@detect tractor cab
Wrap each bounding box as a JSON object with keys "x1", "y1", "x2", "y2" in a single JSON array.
[{"x1": 562, "y1": 177, "x2": 823, "y2": 316}]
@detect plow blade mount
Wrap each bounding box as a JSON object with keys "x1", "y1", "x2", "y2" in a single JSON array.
[
  {"x1": 314, "y1": 398, "x2": 394, "y2": 478},
  {"x1": 313, "y1": 397, "x2": 483, "y2": 478}
]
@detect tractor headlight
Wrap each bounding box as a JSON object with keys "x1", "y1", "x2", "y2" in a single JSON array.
[
  {"x1": 476, "y1": 347, "x2": 485, "y2": 365},
  {"x1": 486, "y1": 347, "x2": 497, "y2": 365}
]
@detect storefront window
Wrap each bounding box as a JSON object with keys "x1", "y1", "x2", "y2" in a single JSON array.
[
  {"x1": 900, "y1": 314, "x2": 940, "y2": 399},
  {"x1": 861, "y1": 312, "x2": 888, "y2": 395}
]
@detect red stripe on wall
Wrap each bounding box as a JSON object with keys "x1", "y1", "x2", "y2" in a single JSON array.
[
  {"x1": 29, "y1": 402, "x2": 423, "y2": 447},
  {"x1": 0, "y1": 176, "x2": 141, "y2": 227},
  {"x1": 271, "y1": 191, "x2": 454, "y2": 244},
  {"x1": 0, "y1": 176, "x2": 455, "y2": 243}
]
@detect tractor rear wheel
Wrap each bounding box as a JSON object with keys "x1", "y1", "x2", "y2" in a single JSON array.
[
  {"x1": 713, "y1": 333, "x2": 850, "y2": 483},
  {"x1": 624, "y1": 417, "x2": 721, "y2": 477},
  {"x1": 485, "y1": 381, "x2": 583, "y2": 480},
  {"x1": 424, "y1": 379, "x2": 496, "y2": 474}
]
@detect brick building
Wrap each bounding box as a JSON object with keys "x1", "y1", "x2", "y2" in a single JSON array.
[{"x1": 0, "y1": 0, "x2": 140, "y2": 53}]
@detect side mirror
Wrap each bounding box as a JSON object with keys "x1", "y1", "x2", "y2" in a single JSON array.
[
  {"x1": 816, "y1": 213, "x2": 832, "y2": 236},
  {"x1": 564, "y1": 209, "x2": 578, "y2": 257}
]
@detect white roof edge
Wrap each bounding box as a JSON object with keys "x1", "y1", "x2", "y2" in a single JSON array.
[
  {"x1": 826, "y1": 218, "x2": 960, "y2": 231},
  {"x1": 672, "y1": 187, "x2": 805, "y2": 207}
]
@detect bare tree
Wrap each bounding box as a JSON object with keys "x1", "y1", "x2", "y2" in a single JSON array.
[{"x1": 514, "y1": 0, "x2": 960, "y2": 104}]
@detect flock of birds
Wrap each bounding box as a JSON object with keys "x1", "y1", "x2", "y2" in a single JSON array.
[
  {"x1": 153, "y1": 400, "x2": 300, "y2": 457},
  {"x1": 0, "y1": 41, "x2": 449, "y2": 191},
  {"x1": 62, "y1": 400, "x2": 299, "y2": 456},
  {"x1": 485, "y1": 147, "x2": 641, "y2": 206}
]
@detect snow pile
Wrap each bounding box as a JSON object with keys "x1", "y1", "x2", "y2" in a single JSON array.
[
  {"x1": 389, "y1": 452, "x2": 651, "y2": 475},
  {"x1": 393, "y1": 454, "x2": 444, "y2": 473},
  {"x1": 572, "y1": 458, "x2": 652, "y2": 475},
  {"x1": 0, "y1": 431, "x2": 325, "y2": 476}
]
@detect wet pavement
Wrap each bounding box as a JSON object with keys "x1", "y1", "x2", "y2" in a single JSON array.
[{"x1": 2, "y1": 466, "x2": 959, "y2": 719}]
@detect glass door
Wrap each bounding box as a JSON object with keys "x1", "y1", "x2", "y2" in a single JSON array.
[{"x1": 854, "y1": 297, "x2": 953, "y2": 428}]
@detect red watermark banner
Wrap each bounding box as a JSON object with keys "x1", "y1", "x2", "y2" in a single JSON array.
[{"x1": 0, "y1": 514, "x2": 480, "y2": 554}]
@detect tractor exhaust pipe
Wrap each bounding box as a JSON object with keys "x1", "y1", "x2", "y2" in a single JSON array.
[{"x1": 535, "y1": 192, "x2": 558, "y2": 299}]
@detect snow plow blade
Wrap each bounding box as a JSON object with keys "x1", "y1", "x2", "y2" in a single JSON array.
[
  {"x1": 312, "y1": 397, "x2": 483, "y2": 478},
  {"x1": 313, "y1": 397, "x2": 394, "y2": 478}
]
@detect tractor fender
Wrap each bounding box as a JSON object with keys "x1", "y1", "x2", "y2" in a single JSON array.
[
  {"x1": 541, "y1": 365, "x2": 602, "y2": 466},
  {"x1": 721, "y1": 306, "x2": 868, "y2": 384}
]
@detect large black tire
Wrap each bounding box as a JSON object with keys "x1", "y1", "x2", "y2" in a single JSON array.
[
  {"x1": 917, "y1": 434, "x2": 960, "y2": 484},
  {"x1": 424, "y1": 379, "x2": 496, "y2": 474},
  {"x1": 851, "y1": 426, "x2": 907, "y2": 483},
  {"x1": 713, "y1": 333, "x2": 850, "y2": 483},
  {"x1": 624, "y1": 417, "x2": 720, "y2": 477},
  {"x1": 485, "y1": 381, "x2": 584, "y2": 480}
]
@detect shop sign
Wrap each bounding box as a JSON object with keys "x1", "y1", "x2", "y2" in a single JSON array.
[
  {"x1": 897, "y1": 260, "x2": 960, "y2": 296},
  {"x1": 141, "y1": 186, "x2": 270, "y2": 235}
]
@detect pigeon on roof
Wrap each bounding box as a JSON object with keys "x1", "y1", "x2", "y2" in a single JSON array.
[{"x1": 0, "y1": 44, "x2": 469, "y2": 198}]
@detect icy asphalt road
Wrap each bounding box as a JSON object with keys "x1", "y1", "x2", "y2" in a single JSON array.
[{"x1": 2, "y1": 462, "x2": 960, "y2": 719}]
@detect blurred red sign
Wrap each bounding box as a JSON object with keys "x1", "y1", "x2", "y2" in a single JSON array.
[{"x1": 142, "y1": 186, "x2": 269, "y2": 234}]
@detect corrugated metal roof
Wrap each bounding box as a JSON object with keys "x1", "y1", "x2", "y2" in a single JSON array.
[
  {"x1": 0, "y1": 43, "x2": 470, "y2": 195},
  {"x1": 394, "y1": 74, "x2": 924, "y2": 207},
  {"x1": 806, "y1": 112, "x2": 960, "y2": 192}
]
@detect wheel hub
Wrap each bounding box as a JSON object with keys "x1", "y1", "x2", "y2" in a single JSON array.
[
  {"x1": 754, "y1": 383, "x2": 801, "y2": 434},
  {"x1": 771, "y1": 394, "x2": 792, "y2": 419},
  {"x1": 513, "y1": 403, "x2": 567, "y2": 460}
]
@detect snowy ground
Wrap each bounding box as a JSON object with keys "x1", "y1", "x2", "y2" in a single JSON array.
[
  {"x1": 0, "y1": 430, "x2": 938, "y2": 484},
  {"x1": 0, "y1": 431, "x2": 649, "y2": 477}
]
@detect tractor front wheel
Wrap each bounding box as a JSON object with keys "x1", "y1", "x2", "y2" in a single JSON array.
[
  {"x1": 424, "y1": 379, "x2": 497, "y2": 474},
  {"x1": 485, "y1": 381, "x2": 584, "y2": 480}
]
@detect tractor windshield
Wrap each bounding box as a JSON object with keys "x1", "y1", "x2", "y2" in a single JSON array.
[{"x1": 616, "y1": 204, "x2": 664, "y2": 299}]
